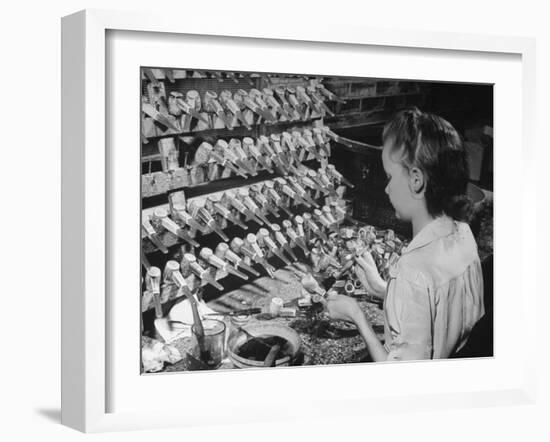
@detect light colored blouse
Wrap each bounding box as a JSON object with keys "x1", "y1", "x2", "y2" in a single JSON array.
[{"x1": 383, "y1": 216, "x2": 485, "y2": 360}]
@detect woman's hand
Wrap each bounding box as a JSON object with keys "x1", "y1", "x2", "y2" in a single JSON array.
[
  {"x1": 324, "y1": 292, "x2": 363, "y2": 324},
  {"x1": 355, "y1": 250, "x2": 387, "y2": 298},
  {"x1": 325, "y1": 292, "x2": 389, "y2": 363}
]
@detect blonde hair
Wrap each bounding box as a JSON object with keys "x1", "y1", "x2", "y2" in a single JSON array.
[{"x1": 383, "y1": 107, "x2": 473, "y2": 221}]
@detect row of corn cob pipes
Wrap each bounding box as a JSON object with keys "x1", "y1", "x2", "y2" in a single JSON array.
[
  {"x1": 142, "y1": 80, "x2": 344, "y2": 135},
  {"x1": 142, "y1": 201, "x2": 351, "y2": 317},
  {"x1": 142, "y1": 163, "x2": 354, "y2": 252},
  {"x1": 143, "y1": 124, "x2": 345, "y2": 197},
  {"x1": 156, "y1": 124, "x2": 338, "y2": 174},
  {"x1": 143, "y1": 68, "x2": 323, "y2": 85}
]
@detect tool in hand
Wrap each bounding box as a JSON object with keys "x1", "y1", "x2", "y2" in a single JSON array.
[{"x1": 334, "y1": 254, "x2": 355, "y2": 278}]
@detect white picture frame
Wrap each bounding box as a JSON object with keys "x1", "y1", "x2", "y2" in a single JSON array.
[{"x1": 61, "y1": 9, "x2": 537, "y2": 433}]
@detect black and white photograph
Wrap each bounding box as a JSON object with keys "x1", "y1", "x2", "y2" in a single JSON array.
[
  {"x1": 139, "y1": 67, "x2": 493, "y2": 373},
  {"x1": 2, "y1": 0, "x2": 548, "y2": 437}
]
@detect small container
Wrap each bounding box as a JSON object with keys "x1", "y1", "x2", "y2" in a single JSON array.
[
  {"x1": 269, "y1": 297, "x2": 284, "y2": 316},
  {"x1": 190, "y1": 318, "x2": 226, "y2": 370},
  {"x1": 227, "y1": 314, "x2": 251, "y2": 353},
  {"x1": 344, "y1": 281, "x2": 355, "y2": 295}
]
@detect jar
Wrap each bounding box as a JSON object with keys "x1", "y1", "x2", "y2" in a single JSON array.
[{"x1": 227, "y1": 314, "x2": 251, "y2": 354}]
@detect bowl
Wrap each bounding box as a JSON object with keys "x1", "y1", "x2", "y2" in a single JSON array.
[{"x1": 227, "y1": 321, "x2": 301, "y2": 368}]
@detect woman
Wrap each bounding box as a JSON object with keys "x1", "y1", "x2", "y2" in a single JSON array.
[{"x1": 326, "y1": 108, "x2": 485, "y2": 361}]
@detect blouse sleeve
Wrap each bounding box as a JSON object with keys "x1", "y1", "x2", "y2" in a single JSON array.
[{"x1": 386, "y1": 275, "x2": 434, "y2": 361}]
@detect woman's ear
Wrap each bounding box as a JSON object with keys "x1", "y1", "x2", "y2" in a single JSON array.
[{"x1": 408, "y1": 167, "x2": 426, "y2": 197}]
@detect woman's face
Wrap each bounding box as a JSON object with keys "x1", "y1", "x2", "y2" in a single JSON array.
[{"x1": 381, "y1": 140, "x2": 416, "y2": 221}]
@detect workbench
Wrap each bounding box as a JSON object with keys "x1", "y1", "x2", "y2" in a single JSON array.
[
  {"x1": 158, "y1": 193, "x2": 493, "y2": 372},
  {"x1": 163, "y1": 264, "x2": 385, "y2": 372}
]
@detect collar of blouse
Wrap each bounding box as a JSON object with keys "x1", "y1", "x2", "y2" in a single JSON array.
[{"x1": 401, "y1": 215, "x2": 456, "y2": 255}]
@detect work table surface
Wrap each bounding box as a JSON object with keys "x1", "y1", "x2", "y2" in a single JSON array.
[
  {"x1": 160, "y1": 193, "x2": 493, "y2": 372},
  {"x1": 164, "y1": 264, "x2": 384, "y2": 372}
]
